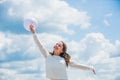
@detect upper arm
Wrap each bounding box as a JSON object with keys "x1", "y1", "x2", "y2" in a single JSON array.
[{"x1": 33, "y1": 33, "x2": 49, "y2": 58}]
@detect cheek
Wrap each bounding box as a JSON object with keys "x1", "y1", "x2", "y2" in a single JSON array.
[{"x1": 59, "y1": 48, "x2": 63, "y2": 52}]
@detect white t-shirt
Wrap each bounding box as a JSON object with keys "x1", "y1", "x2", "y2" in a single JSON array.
[{"x1": 46, "y1": 55, "x2": 68, "y2": 79}]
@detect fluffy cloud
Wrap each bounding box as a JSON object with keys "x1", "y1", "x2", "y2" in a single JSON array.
[
  {"x1": 67, "y1": 32, "x2": 120, "y2": 80},
  {"x1": 0, "y1": 32, "x2": 65, "y2": 61},
  {"x1": 0, "y1": 0, "x2": 6, "y2": 3},
  {"x1": 105, "y1": 13, "x2": 113, "y2": 17},
  {"x1": 103, "y1": 13, "x2": 112, "y2": 27},
  {"x1": 0, "y1": 32, "x2": 35, "y2": 61},
  {"x1": 113, "y1": 40, "x2": 120, "y2": 57},
  {"x1": 103, "y1": 19, "x2": 110, "y2": 26},
  {"x1": 0, "y1": 32, "x2": 12, "y2": 60},
  {"x1": 67, "y1": 33, "x2": 116, "y2": 63},
  {"x1": 0, "y1": 58, "x2": 45, "y2": 80},
  {"x1": 5, "y1": 0, "x2": 91, "y2": 34},
  {"x1": 0, "y1": 69, "x2": 43, "y2": 80}
]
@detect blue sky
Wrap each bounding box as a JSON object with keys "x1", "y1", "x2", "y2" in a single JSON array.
[{"x1": 0, "y1": 0, "x2": 120, "y2": 80}]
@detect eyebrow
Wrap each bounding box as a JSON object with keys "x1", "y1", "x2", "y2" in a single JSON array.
[{"x1": 56, "y1": 43, "x2": 63, "y2": 47}]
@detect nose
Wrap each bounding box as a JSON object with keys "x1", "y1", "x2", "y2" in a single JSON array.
[
  {"x1": 56, "y1": 44, "x2": 59, "y2": 46},
  {"x1": 55, "y1": 45, "x2": 58, "y2": 48},
  {"x1": 54, "y1": 44, "x2": 58, "y2": 48}
]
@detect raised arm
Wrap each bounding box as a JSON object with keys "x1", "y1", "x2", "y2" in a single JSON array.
[
  {"x1": 30, "y1": 25, "x2": 49, "y2": 58},
  {"x1": 69, "y1": 60, "x2": 96, "y2": 75}
]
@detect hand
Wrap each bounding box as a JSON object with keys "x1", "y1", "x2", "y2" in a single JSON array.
[
  {"x1": 92, "y1": 68, "x2": 96, "y2": 75},
  {"x1": 30, "y1": 24, "x2": 35, "y2": 34}
]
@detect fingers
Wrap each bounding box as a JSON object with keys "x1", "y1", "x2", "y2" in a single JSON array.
[
  {"x1": 93, "y1": 69, "x2": 96, "y2": 75},
  {"x1": 29, "y1": 24, "x2": 35, "y2": 33},
  {"x1": 29, "y1": 24, "x2": 34, "y2": 30}
]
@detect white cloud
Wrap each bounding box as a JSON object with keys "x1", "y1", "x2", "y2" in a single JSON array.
[
  {"x1": 105, "y1": 13, "x2": 113, "y2": 17},
  {"x1": 0, "y1": 68, "x2": 16, "y2": 75},
  {"x1": 67, "y1": 33, "x2": 116, "y2": 64},
  {"x1": 0, "y1": 58, "x2": 44, "y2": 72},
  {"x1": 67, "y1": 33, "x2": 120, "y2": 80},
  {"x1": 108, "y1": 40, "x2": 120, "y2": 57},
  {"x1": 6, "y1": 0, "x2": 91, "y2": 34},
  {"x1": 13, "y1": 74, "x2": 43, "y2": 80},
  {"x1": 103, "y1": 19, "x2": 110, "y2": 26},
  {"x1": 96, "y1": 57, "x2": 120, "y2": 80},
  {"x1": 8, "y1": 8, "x2": 16, "y2": 16},
  {"x1": 0, "y1": 0, "x2": 6, "y2": 3},
  {"x1": 103, "y1": 13, "x2": 112, "y2": 27},
  {"x1": 0, "y1": 58, "x2": 45, "y2": 80},
  {"x1": 0, "y1": 32, "x2": 65, "y2": 61},
  {"x1": 0, "y1": 32, "x2": 12, "y2": 60},
  {"x1": 0, "y1": 32, "x2": 11, "y2": 50}
]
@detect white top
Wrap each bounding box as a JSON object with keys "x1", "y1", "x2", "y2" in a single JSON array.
[
  {"x1": 46, "y1": 55, "x2": 68, "y2": 79},
  {"x1": 33, "y1": 33, "x2": 93, "y2": 80}
]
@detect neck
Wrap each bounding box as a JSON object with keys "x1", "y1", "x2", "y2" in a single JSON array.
[{"x1": 53, "y1": 51, "x2": 60, "y2": 56}]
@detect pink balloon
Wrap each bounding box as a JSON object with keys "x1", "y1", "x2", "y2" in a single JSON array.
[{"x1": 23, "y1": 18, "x2": 38, "y2": 31}]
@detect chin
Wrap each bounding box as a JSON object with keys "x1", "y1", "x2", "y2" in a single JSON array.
[{"x1": 54, "y1": 50, "x2": 57, "y2": 52}]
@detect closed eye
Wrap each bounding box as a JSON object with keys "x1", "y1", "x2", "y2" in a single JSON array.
[{"x1": 56, "y1": 43, "x2": 62, "y2": 47}]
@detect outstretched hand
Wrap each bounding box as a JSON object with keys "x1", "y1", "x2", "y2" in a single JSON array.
[
  {"x1": 29, "y1": 24, "x2": 35, "y2": 34},
  {"x1": 92, "y1": 68, "x2": 96, "y2": 75}
]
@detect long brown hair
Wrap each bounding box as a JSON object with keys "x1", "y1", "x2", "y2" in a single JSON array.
[{"x1": 50, "y1": 41, "x2": 71, "y2": 67}]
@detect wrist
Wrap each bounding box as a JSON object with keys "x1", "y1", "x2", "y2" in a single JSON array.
[{"x1": 89, "y1": 66, "x2": 94, "y2": 71}]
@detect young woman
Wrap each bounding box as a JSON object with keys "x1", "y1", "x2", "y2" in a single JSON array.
[{"x1": 29, "y1": 25, "x2": 96, "y2": 80}]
